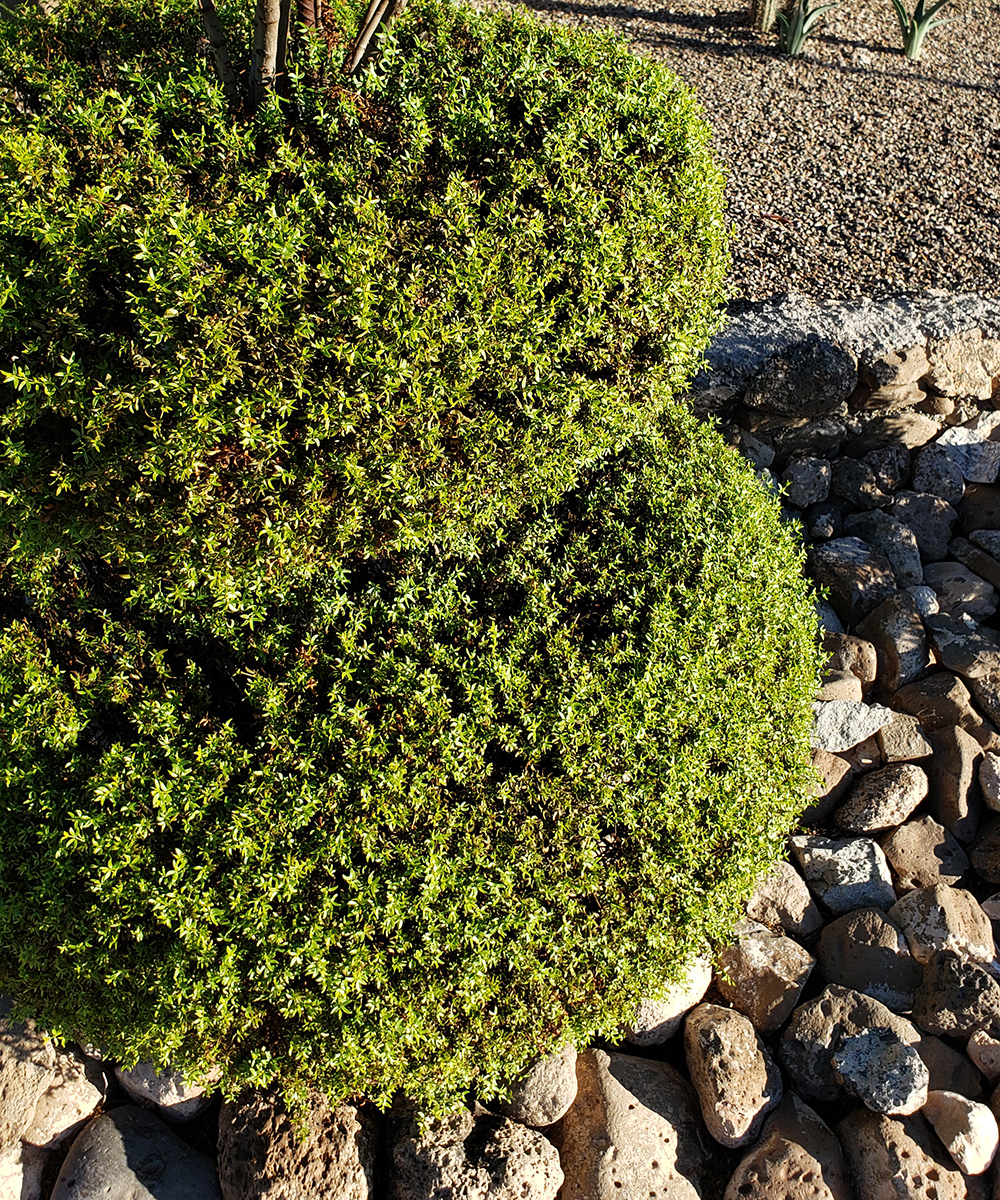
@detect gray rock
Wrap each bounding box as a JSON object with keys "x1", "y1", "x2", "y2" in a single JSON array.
[
  {"x1": 789, "y1": 834, "x2": 896, "y2": 914},
  {"x1": 923, "y1": 560, "x2": 998, "y2": 622},
  {"x1": 855, "y1": 591, "x2": 931, "y2": 695},
  {"x1": 907, "y1": 583, "x2": 940, "y2": 617},
  {"x1": 862, "y1": 442, "x2": 911, "y2": 493},
  {"x1": 936, "y1": 413, "x2": 1000, "y2": 484},
  {"x1": 715, "y1": 925, "x2": 815, "y2": 1035},
  {"x1": 843, "y1": 410, "x2": 940, "y2": 457},
  {"x1": 722, "y1": 1094, "x2": 852, "y2": 1200},
  {"x1": 683, "y1": 1004, "x2": 781, "y2": 1148},
  {"x1": 925, "y1": 614, "x2": 1000, "y2": 680},
  {"x1": 811, "y1": 700, "x2": 893, "y2": 753},
  {"x1": 807, "y1": 538, "x2": 897, "y2": 625},
  {"x1": 22, "y1": 1050, "x2": 104, "y2": 1151},
  {"x1": 50, "y1": 1106, "x2": 222, "y2": 1200},
  {"x1": 815, "y1": 908, "x2": 922, "y2": 1011},
  {"x1": 830, "y1": 457, "x2": 888, "y2": 510},
  {"x1": 834, "y1": 762, "x2": 928, "y2": 833},
  {"x1": 746, "y1": 861, "x2": 823, "y2": 937},
  {"x1": 831, "y1": 1027, "x2": 928, "y2": 1115},
  {"x1": 842, "y1": 511, "x2": 924, "y2": 589},
  {"x1": 771, "y1": 417, "x2": 849, "y2": 465},
  {"x1": 889, "y1": 883, "x2": 995, "y2": 965},
  {"x1": 888, "y1": 491, "x2": 958, "y2": 562},
  {"x1": 911, "y1": 950, "x2": 1000, "y2": 1038},
  {"x1": 626, "y1": 957, "x2": 712, "y2": 1047},
  {"x1": 779, "y1": 985, "x2": 921, "y2": 1104},
  {"x1": 781, "y1": 456, "x2": 831, "y2": 508},
  {"x1": 552, "y1": 1050, "x2": 706, "y2": 1200},
  {"x1": 114, "y1": 1062, "x2": 214, "y2": 1122},
  {"x1": 219, "y1": 1089, "x2": 376, "y2": 1200},
  {"x1": 913, "y1": 444, "x2": 966, "y2": 505},
  {"x1": 744, "y1": 337, "x2": 858, "y2": 418},
  {"x1": 971, "y1": 529, "x2": 1000, "y2": 558},
  {"x1": 981, "y1": 751, "x2": 1000, "y2": 811},
  {"x1": 862, "y1": 343, "x2": 932, "y2": 390},
  {"x1": 879, "y1": 816, "x2": 969, "y2": 892},
  {"x1": 807, "y1": 501, "x2": 842, "y2": 540},
  {"x1": 837, "y1": 1108, "x2": 982, "y2": 1200},
  {"x1": 498, "y1": 1047, "x2": 578, "y2": 1128}
]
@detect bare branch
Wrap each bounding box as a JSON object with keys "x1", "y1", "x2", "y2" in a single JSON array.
[
  {"x1": 198, "y1": 0, "x2": 240, "y2": 104},
  {"x1": 343, "y1": 0, "x2": 405, "y2": 75}
]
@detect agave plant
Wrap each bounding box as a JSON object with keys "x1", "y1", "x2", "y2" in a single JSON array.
[
  {"x1": 891, "y1": 0, "x2": 955, "y2": 60},
  {"x1": 776, "y1": 0, "x2": 839, "y2": 54}
]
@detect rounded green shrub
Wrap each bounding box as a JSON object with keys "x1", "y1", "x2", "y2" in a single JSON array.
[
  {"x1": 0, "y1": 409, "x2": 821, "y2": 1110},
  {"x1": 0, "y1": 0, "x2": 823, "y2": 1114},
  {"x1": 0, "y1": 0, "x2": 727, "y2": 601}
]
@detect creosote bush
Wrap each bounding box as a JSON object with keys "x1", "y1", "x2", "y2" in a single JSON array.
[{"x1": 0, "y1": 0, "x2": 823, "y2": 1113}]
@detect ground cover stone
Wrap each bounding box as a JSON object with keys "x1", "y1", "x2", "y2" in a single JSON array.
[
  {"x1": 833, "y1": 761, "x2": 928, "y2": 833},
  {"x1": 498, "y1": 1046, "x2": 578, "y2": 1128},
  {"x1": 921, "y1": 1089, "x2": 999, "y2": 1174},
  {"x1": 814, "y1": 908, "x2": 921, "y2": 1011},
  {"x1": 879, "y1": 815, "x2": 969, "y2": 891},
  {"x1": 626, "y1": 957, "x2": 712, "y2": 1047},
  {"x1": 888, "y1": 883, "x2": 995, "y2": 964},
  {"x1": 715, "y1": 924, "x2": 815, "y2": 1034},
  {"x1": 683, "y1": 1004, "x2": 781, "y2": 1148},
  {"x1": 789, "y1": 834, "x2": 895, "y2": 914},
  {"x1": 552, "y1": 1051, "x2": 706, "y2": 1200}
]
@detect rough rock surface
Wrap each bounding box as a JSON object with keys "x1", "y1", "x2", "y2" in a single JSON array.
[
  {"x1": 722, "y1": 1095, "x2": 851, "y2": 1200},
  {"x1": 879, "y1": 816, "x2": 969, "y2": 892},
  {"x1": 627, "y1": 957, "x2": 713, "y2": 1047},
  {"x1": 746, "y1": 861, "x2": 823, "y2": 937},
  {"x1": 683, "y1": 1004, "x2": 781, "y2": 1148},
  {"x1": 911, "y1": 951, "x2": 1000, "y2": 1038},
  {"x1": 814, "y1": 908, "x2": 921, "y2": 1012},
  {"x1": 114, "y1": 1062, "x2": 214, "y2": 1122},
  {"x1": 830, "y1": 1026, "x2": 928, "y2": 1115},
  {"x1": 218, "y1": 1088, "x2": 378, "y2": 1200},
  {"x1": 552, "y1": 1051, "x2": 706, "y2": 1200},
  {"x1": 888, "y1": 884, "x2": 995, "y2": 965},
  {"x1": 833, "y1": 761, "x2": 928, "y2": 833},
  {"x1": 837, "y1": 1108, "x2": 981, "y2": 1200},
  {"x1": 789, "y1": 835, "x2": 896, "y2": 914},
  {"x1": 715, "y1": 924, "x2": 815, "y2": 1035},
  {"x1": 389, "y1": 1108, "x2": 562, "y2": 1200},
  {"x1": 0, "y1": 1018, "x2": 56, "y2": 1154}
]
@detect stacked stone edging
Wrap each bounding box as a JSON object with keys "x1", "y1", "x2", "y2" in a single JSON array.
[{"x1": 4, "y1": 289, "x2": 1000, "y2": 1199}]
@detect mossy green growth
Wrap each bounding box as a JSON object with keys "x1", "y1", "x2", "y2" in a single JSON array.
[{"x1": 0, "y1": 0, "x2": 727, "y2": 606}]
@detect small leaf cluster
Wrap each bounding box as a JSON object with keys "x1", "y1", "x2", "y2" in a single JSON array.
[{"x1": 0, "y1": 0, "x2": 823, "y2": 1114}]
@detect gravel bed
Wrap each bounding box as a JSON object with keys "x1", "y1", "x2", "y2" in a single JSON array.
[{"x1": 482, "y1": 0, "x2": 1000, "y2": 302}]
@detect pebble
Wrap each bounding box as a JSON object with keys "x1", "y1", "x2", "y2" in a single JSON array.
[{"x1": 921, "y1": 1089, "x2": 999, "y2": 1175}]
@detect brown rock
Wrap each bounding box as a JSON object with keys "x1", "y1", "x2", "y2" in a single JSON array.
[
  {"x1": 856, "y1": 591, "x2": 932, "y2": 696},
  {"x1": 967, "y1": 1028, "x2": 1000, "y2": 1084},
  {"x1": 0, "y1": 1017, "x2": 56, "y2": 1155},
  {"x1": 889, "y1": 883, "x2": 995, "y2": 965},
  {"x1": 808, "y1": 538, "x2": 898, "y2": 626},
  {"x1": 499, "y1": 1046, "x2": 578, "y2": 1128},
  {"x1": 723, "y1": 1094, "x2": 852, "y2": 1200},
  {"x1": 861, "y1": 344, "x2": 932, "y2": 391},
  {"x1": 971, "y1": 816, "x2": 1000, "y2": 884},
  {"x1": 925, "y1": 723, "x2": 985, "y2": 843},
  {"x1": 746, "y1": 861, "x2": 823, "y2": 937},
  {"x1": 834, "y1": 762, "x2": 928, "y2": 833},
  {"x1": 219, "y1": 1089, "x2": 378, "y2": 1200},
  {"x1": 893, "y1": 670, "x2": 985, "y2": 738},
  {"x1": 916, "y1": 1033, "x2": 984, "y2": 1098},
  {"x1": 684, "y1": 1004, "x2": 781, "y2": 1149},
  {"x1": 822, "y1": 631, "x2": 879, "y2": 697},
  {"x1": 961, "y1": 482, "x2": 1000, "y2": 538},
  {"x1": 837, "y1": 735, "x2": 883, "y2": 774},
  {"x1": 879, "y1": 815, "x2": 970, "y2": 892},
  {"x1": 552, "y1": 1050, "x2": 706, "y2": 1200},
  {"x1": 921, "y1": 1089, "x2": 999, "y2": 1175},
  {"x1": 716, "y1": 925, "x2": 815, "y2": 1036},
  {"x1": 817, "y1": 670, "x2": 864, "y2": 702},
  {"x1": 911, "y1": 950, "x2": 1000, "y2": 1038},
  {"x1": 837, "y1": 1108, "x2": 984, "y2": 1200},
  {"x1": 779, "y1": 986, "x2": 920, "y2": 1104},
  {"x1": 814, "y1": 908, "x2": 921, "y2": 1012},
  {"x1": 804, "y1": 750, "x2": 854, "y2": 824},
  {"x1": 949, "y1": 535, "x2": 1000, "y2": 592},
  {"x1": 875, "y1": 711, "x2": 933, "y2": 763}
]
